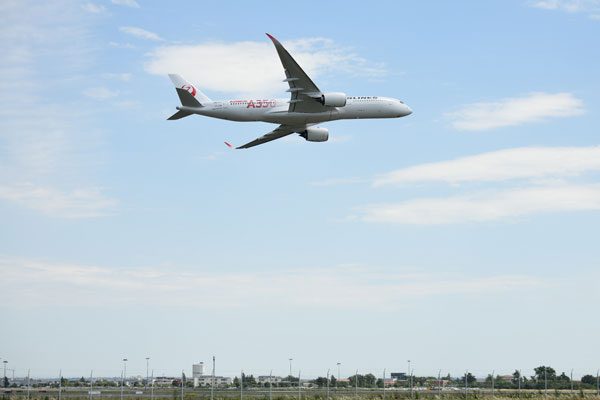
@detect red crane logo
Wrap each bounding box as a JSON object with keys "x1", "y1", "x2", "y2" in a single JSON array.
[{"x1": 181, "y1": 84, "x2": 196, "y2": 97}]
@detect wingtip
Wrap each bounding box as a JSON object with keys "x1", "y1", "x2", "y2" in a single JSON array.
[
  {"x1": 224, "y1": 141, "x2": 233, "y2": 149},
  {"x1": 265, "y1": 33, "x2": 278, "y2": 42}
]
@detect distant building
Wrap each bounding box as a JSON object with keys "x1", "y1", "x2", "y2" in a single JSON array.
[
  {"x1": 193, "y1": 376, "x2": 231, "y2": 387},
  {"x1": 425, "y1": 378, "x2": 451, "y2": 388},
  {"x1": 153, "y1": 377, "x2": 176, "y2": 386},
  {"x1": 384, "y1": 379, "x2": 396, "y2": 387},
  {"x1": 257, "y1": 376, "x2": 283, "y2": 384},
  {"x1": 193, "y1": 363, "x2": 204, "y2": 388},
  {"x1": 391, "y1": 372, "x2": 407, "y2": 381}
]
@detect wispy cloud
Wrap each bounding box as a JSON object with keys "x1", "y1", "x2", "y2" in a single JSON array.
[
  {"x1": 145, "y1": 37, "x2": 387, "y2": 97},
  {"x1": 0, "y1": 0, "x2": 117, "y2": 218},
  {"x1": 356, "y1": 184, "x2": 600, "y2": 225},
  {"x1": 83, "y1": 86, "x2": 119, "y2": 100},
  {"x1": 0, "y1": 184, "x2": 117, "y2": 218},
  {"x1": 530, "y1": 0, "x2": 600, "y2": 18},
  {"x1": 310, "y1": 177, "x2": 367, "y2": 187},
  {"x1": 82, "y1": 2, "x2": 105, "y2": 13},
  {"x1": 446, "y1": 92, "x2": 584, "y2": 131},
  {"x1": 374, "y1": 146, "x2": 600, "y2": 186},
  {"x1": 111, "y1": 0, "x2": 140, "y2": 8},
  {"x1": 102, "y1": 72, "x2": 132, "y2": 81},
  {"x1": 120, "y1": 26, "x2": 163, "y2": 41},
  {"x1": 0, "y1": 257, "x2": 546, "y2": 309},
  {"x1": 109, "y1": 41, "x2": 135, "y2": 49}
]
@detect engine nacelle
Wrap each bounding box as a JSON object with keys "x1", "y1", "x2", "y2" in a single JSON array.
[
  {"x1": 300, "y1": 127, "x2": 329, "y2": 142},
  {"x1": 319, "y1": 92, "x2": 347, "y2": 107}
]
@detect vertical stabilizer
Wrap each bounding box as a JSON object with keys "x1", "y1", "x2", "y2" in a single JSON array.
[{"x1": 168, "y1": 74, "x2": 211, "y2": 104}]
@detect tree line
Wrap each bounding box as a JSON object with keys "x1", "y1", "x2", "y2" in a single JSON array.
[{"x1": 3, "y1": 366, "x2": 598, "y2": 390}]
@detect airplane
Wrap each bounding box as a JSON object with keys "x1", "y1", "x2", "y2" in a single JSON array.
[{"x1": 167, "y1": 33, "x2": 412, "y2": 149}]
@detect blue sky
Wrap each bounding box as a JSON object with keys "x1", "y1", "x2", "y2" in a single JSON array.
[{"x1": 1, "y1": 0, "x2": 600, "y2": 381}]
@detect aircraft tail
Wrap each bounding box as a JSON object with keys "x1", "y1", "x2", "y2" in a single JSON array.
[{"x1": 168, "y1": 74, "x2": 211, "y2": 104}]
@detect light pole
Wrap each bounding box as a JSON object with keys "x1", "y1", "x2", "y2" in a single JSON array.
[
  {"x1": 59, "y1": 370, "x2": 62, "y2": 400},
  {"x1": 464, "y1": 371, "x2": 468, "y2": 400},
  {"x1": 211, "y1": 356, "x2": 215, "y2": 400},
  {"x1": 438, "y1": 370, "x2": 442, "y2": 398},
  {"x1": 570, "y1": 369, "x2": 573, "y2": 395},
  {"x1": 407, "y1": 360, "x2": 412, "y2": 399},
  {"x1": 151, "y1": 370, "x2": 154, "y2": 400},
  {"x1": 289, "y1": 359, "x2": 293, "y2": 388},
  {"x1": 298, "y1": 370, "x2": 301, "y2": 400},
  {"x1": 491, "y1": 370, "x2": 495, "y2": 399},
  {"x1": 544, "y1": 367, "x2": 547, "y2": 399},
  {"x1": 180, "y1": 370, "x2": 184, "y2": 400},
  {"x1": 518, "y1": 370, "x2": 521, "y2": 398},
  {"x1": 2, "y1": 360, "x2": 6, "y2": 387},
  {"x1": 336, "y1": 363, "x2": 341, "y2": 390},
  {"x1": 121, "y1": 358, "x2": 128, "y2": 400},
  {"x1": 27, "y1": 369, "x2": 31, "y2": 400},
  {"x1": 240, "y1": 369, "x2": 243, "y2": 400},
  {"x1": 89, "y1": 370, "x2": 93, "y2": 400},
  {"x1": 146, "y1": 358, "x2": 150, "y2": 390},
  {"x1": 269, "y1": 370, "x2": 272, "y2": 400},
  {"x1": 355, "y1": 370, "x2": 358, "y2": 398},
  {"x1": 382, "y1": 369, "x2": 386, "y2": 400},
  {"x1": 596, "y1": 369, "x2": 599, "y2": 396},
  {"x1": 326, "y1": 369, "x2": 330, "y2": 400}
]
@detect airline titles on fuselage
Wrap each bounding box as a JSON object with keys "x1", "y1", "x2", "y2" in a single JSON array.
[
  {"x1": 230, "y1": 99, "x2": 277, "y2": 108},
  {"x1": 229, "y1": 96, "x2": 380, "y2": 109}
]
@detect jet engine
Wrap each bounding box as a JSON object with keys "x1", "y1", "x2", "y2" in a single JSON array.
[
  {"x1": 300, "y1": 127, "x2": 329, "y2": 142},
  {"x1": 319, "y1": 92, "x2": 347, "y2": 107}
]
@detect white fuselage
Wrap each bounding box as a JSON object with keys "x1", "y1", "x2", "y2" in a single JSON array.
[{"x1": 179, "y1": 96, "x2": 412, "y2": 126}]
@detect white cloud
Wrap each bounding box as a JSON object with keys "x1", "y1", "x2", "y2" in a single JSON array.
[
  {"x1": 374, "y1": 146, "x2": 600, "y2": 186},
  {"x1": 446, "y1": 92, "x2": 584, "y2": 131},
  {"x1": 111, "y1": 0, "x2": 140, "y2": 8},
  {"x1": 310, "y1": 177, "x2": 367, "y2": 187},
  {"x1": 0, "y1": 257, "x2": 545, "y2": 309},
  {"x1": 145, "y1": 37, "x2": 387, "y2": 97},
  {"x1": 102, "y1": 72, "x2": 132, "y2": 81},
  {"x1": 83, "y1": 86, "x2": 119, "y2": 100},
  {"x1": 82, "y1": 2, "x2": 105, "y2": 13},
  {"x1": 120, "y1": 26, "x2": 163, "y2": 41},
  {"x1": 356, "y1": 184, "x2": 600, "y2": 225},
  {"x1": 0, "y1": 184, "x2": 117, "y2": 218},
  {"x1": 530, "y1": 0, "x2": 600, "y2": 16},
  {"x1": 0, "y1": 1, "x2": 117, "y2": 218},
  {"x1": 109, "y1": 41, "x2": 134, "y2": 49}
]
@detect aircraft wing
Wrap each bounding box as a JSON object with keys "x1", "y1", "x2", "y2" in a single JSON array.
[
  {"x1": 236, "y1": 125, "x2": 297, "y2": 149},
  {"x1": 266, "y1": 33, "x2": 327, "y2": 113}
]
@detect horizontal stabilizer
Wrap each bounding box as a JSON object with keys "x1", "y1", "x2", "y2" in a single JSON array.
[{"x1": 167, "y1": 110, "x2": 192, "y2": 120}]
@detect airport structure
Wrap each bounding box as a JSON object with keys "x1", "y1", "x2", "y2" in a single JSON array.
[
  {"x1": 192, "y1": 363, "x2": 203, "y2": 388},
  {"x1": 191, "y1": 361, "x2": 232, "y2": 388}
]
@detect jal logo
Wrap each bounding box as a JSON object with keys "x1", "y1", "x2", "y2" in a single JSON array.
[{"x1": 181, "y1": 84, "x2": 196, "y2": 97}]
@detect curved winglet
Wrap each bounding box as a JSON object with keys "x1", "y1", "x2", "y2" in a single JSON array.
[{"x1": 264, "y1": 33, "x2": 323, "y2": 113}]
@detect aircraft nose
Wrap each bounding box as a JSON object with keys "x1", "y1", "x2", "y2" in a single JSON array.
[{"x1": 396, "y1": 102, "x2": 412, "y2": 117}]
